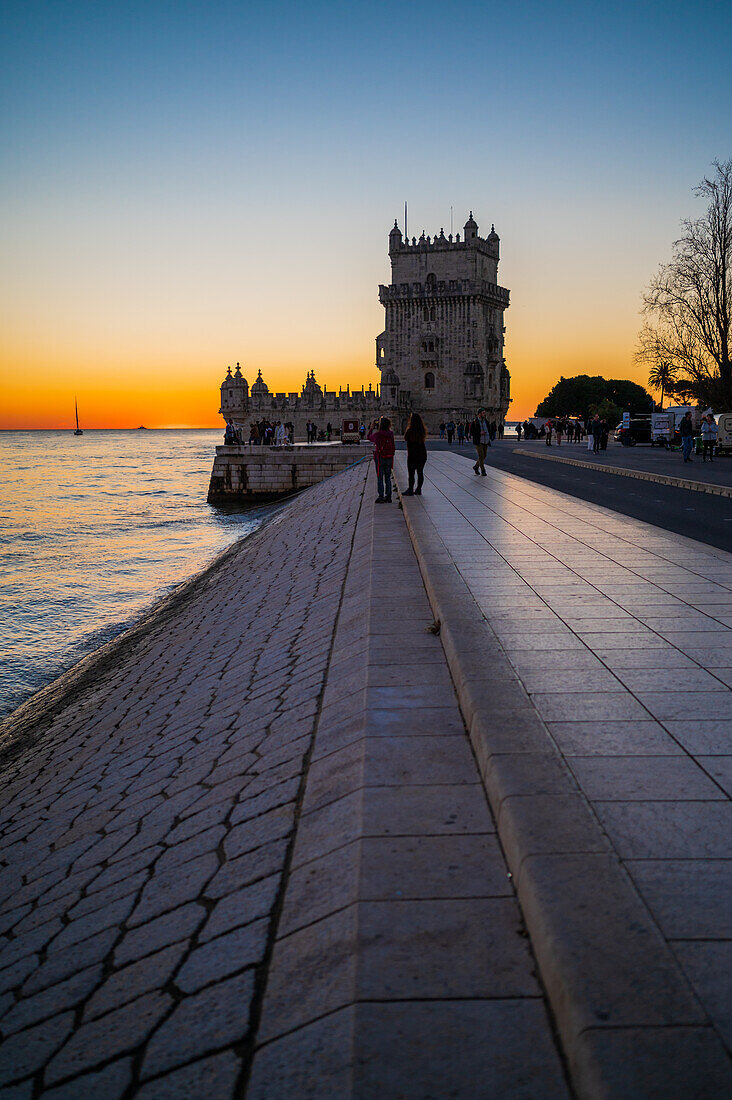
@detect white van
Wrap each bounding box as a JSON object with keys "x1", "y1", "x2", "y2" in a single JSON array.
[{"x1": 716, "y1": 413, "x2": 732, "y2": 455}]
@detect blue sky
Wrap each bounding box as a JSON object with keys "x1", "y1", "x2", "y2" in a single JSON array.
[{"x1": 2, "y1": 0, "x2": 730, "y2": 423}]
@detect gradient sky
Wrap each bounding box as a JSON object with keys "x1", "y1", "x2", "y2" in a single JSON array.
[{"x1": 1, "y1": 0, "x2": 730, "y2": 427}]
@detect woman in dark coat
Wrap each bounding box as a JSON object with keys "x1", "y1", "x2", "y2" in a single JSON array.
[{"x1": 403, "y1": 412, "x2": 428, "y2": 495}]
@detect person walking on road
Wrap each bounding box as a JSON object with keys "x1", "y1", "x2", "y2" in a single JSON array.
[
  {"x1": 403, "y1": 412, "x2": 428, "y2": 495},
  {"x1": 591, "y1": 415, "x2": 602, "y2": 453},
  {"x1": 368, "y1": 416, "x2": 395, "y2": 503},
  {"x1": 701, "y1": 414, "x2": 717, "y2": 462},
  {"x1": 680, "y1": 411, "x2": 695, "y2": 462},
  {"x1": 470, "y1": 409, "x2": 490, "y2": 476}
]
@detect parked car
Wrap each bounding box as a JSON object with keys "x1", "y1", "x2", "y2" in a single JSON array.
[{"x1": 615, "y1": 417, "x2": 652, "y2": 446}]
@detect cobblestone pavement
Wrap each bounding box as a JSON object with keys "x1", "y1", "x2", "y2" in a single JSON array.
[
  {"x1": 397, "y1": 450, "x2": 732, "y2": 1090},
  {"x1": 247, "y1": 479, "x2": 569, "y2": 1098},
  {"x1": 0, "y1": 463, "x2": 367, "y2": 1096}
]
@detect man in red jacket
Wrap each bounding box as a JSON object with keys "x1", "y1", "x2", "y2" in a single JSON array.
[{"x1": 368, "y1": 417, "x2": 396, "y2": 503}]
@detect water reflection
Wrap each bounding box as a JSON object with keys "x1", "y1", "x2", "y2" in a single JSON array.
[{"x1": 0, "y1": 430, "x2": 271, "y2": 718}]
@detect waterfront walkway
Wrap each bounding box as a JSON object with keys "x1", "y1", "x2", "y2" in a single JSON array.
[
  {"x1": 395, "y1": 449, "x2": 732, "y2": 1094},
  {"x1": 0, "y1": 452, "x2": 730, "y2": 1096},
  {"x1": 0, "y1": 462, "x2": 568, "y2": 1098}
]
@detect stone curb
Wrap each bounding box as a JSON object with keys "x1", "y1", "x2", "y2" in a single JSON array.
[
  {"x1": 394, "y1": 456, "x2": 731, "y2": 1098},
  {"x1": 512, "y1": 446, "x2": 732, "y2": 497}
]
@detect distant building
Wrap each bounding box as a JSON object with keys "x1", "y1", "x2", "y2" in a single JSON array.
[{"x1": 218, "y1": 212, "x2": 511, "y2": 438}]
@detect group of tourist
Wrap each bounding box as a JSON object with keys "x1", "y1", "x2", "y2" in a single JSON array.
[
  {"x1": 305, "y1": 421, "x2": 334, "y2": 443},
  {"x1": 438, "y1": 418, "x2": 503, "y2": 445},
  {"x1": 517, "y1": 418, "x2": 585, "y2": 444},
  {"x1": 224, "y1": 418, "x2": 296, "y2": 445},
  {"x1": 368, "y1": 407, "x2": 503, "y2": 502}
]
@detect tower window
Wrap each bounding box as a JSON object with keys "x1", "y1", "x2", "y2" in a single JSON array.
[
  {"x1": 430, "y1": 307, "x2": 436, "y2": 321},
  {"x1": 424, "y1": 372, "x2": 435, "y2": 390}
]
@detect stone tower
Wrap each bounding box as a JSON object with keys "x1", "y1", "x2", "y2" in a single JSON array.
[{"x1": 376, "y1": 213, "x2": 511, "y2": 432}]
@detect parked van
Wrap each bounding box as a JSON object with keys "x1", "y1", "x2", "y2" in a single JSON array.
[{"x1": 716, "y1": 413, "x2": 732, "y2": 456}]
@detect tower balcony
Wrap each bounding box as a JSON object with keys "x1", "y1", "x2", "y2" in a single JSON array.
[{"x1": 379, "y1": 279, "x2": 510, "y2": 308}]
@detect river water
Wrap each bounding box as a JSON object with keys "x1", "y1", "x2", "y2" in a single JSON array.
[{"x1": 0, "y1": 430, "x2": 270, "y2": 719}]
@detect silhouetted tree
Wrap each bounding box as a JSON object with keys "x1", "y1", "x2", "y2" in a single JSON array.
[
  {"x1": 535, "y1": 375, "x2": 652, "y2": 421},
  {"x1": 638, "y1": 159, "x2": 732, "y2": 410}
]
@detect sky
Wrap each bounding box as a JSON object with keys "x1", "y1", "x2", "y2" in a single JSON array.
[{"x1": 1, "y1": 0, "x2": 730, "y2": 427}]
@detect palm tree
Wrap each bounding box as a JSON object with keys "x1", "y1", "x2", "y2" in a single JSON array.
[{"x1": 647, "y1": 361, "x2": 676, "y2": 409}]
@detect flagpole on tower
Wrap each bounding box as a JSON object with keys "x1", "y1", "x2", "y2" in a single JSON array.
[{"x1": 404, "y1": 201, "x2": 408, "y2": 240}]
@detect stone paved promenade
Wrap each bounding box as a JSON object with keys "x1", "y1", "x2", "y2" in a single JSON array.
[
  {"x1": 396, "y1": 449, "x2": 732, "y2": 1095},
  {"x1": 0, "y1": 461, "x2": 569, "y2": 1097}
]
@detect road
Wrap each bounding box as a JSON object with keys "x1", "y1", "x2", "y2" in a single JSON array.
[{"x1": 398, "y1": 440, "x2": 732, "y2": 553}]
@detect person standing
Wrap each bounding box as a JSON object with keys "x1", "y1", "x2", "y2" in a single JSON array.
[
  {"x1": 516, "y1": 421, "x2": 522, "y2": 442},
  {"x1": 470, "y1": 408, "x2": 490, "y2": 475},
  {"x1": 679, "y1": 411, "x2": 695, "y2": 462},
  {"x1": 439, "y1": 421, "x2": 446, "y2": 440},
  {"x1": 701, "y1": 414, "x2": 717, "y2": 461},
  {"x1": 368, "y1": 416, "x2": 396, "y2": 503},
  {"x1": 545, "y1": 420, "x2": 553, "y2": 446},
  {"x1": 457, "y1": 421, "x2": 465, "y2": 445},
  {"x1": 555, "y1": 419, "x2": 563, "y2": 447},
  {"x1": 403, "y1": 412, "x2": 428, "y2": 495},
  {"x1": 446, "y1": 419, "x2": 455, "y2": 445}
]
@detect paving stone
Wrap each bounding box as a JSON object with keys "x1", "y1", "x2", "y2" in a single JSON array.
[
  {"x1": 128, "y1": 852, "x2": 218, "y2": 927},
  {"x1": 594, "y1": 801, "x2": 732, "y2": 858},
  {"x1": 698, "y1": 755, "x2": 732, "y2": 797},
  {"x1": 175, "y1": 919, "x2": 268, "y2": 993},
  {"x1": 0, "y1": 965, "x2": 101, "y2": 1037},
  {"x1": 41, "y1": 1057, "x2": 132, "y2": 1100},
  {"x1": 50, "y1": 893, "x2": 137, "y2": 952},
  {"x1": 206, "y1": 838, "x2": 289, "y2": 899},
  {"x1": 85, "y1": 942, "x2": 187, "y2": 1020},
  {"x1": 200, "y1": 873, "x2": 280, "y2": 943},
  {"x1": 546, "y1": 719, "x2": 682, "y2": 756},
  {"x1": 568, "y1": 755, "x2": 723, "y2": 801},
  {"x1": 672, "y1": 940, "x2": 732, "y2": 1052},
  {"x1": 114, "y1": 903, "x2": 205, "y2": 966},
  {"x1": 135, "y1": 1051, "x2": 240, "y2": 1099},
  {"x1": 626, "y1": 860, "x2": 732, "y2": 939},
  {"x1": 22, "y1": 928, "x2": 118, "y2": 996},
  {"x1": 359, "y1": 834, "x2": 512, "y2": 901},
  {"x1": 141, "y1": 970, "x2": 256, "y2": 1080},
  {"x1": 45, "y1": 991, "x2": 172, "y2": 1084},
  {"x1": 223, "y1": 805, "x2": 296, "y2": 861},
  {"x1": 578, "y1": 1025, "x2": 732, "y2": 1096},
  {"x1": 0, "y1": 1011, "x2": 74, "y2": 1086}
]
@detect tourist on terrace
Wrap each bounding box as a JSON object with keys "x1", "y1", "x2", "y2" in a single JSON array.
[
  {"x1": 368, "y1": 417, "x2": 395, "y2": 503},
  {"x1": 701, "y1": 414, "x2": 717, "y2": 461},
  {"x1": 457, "y1": 422, "x2": 465, "y2": 444},
  {"x1": 680, "y1": 411, "x2": 695, "y2": 462},
  {"x1": 403, "y1": 412, "x2": 428, "y2": 496},
  {"x1": 470, "y1": 408, "x2": 490, "y2": 476}
]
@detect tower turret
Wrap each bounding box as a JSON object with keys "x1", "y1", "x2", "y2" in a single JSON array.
[
  {"x1": 464, "y1": 211, "x2": 479, "y2": 242},
  {"x1": 388, "y1": 220, "x2": 403, "y2": 254}
]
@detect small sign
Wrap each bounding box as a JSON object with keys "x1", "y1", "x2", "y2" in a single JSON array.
[
  {"x1": 341, "y1": 419, "x2": 360, "y2": 444},
  {"x1": 622, "y1": 411, "x2": 631, "y2": 428}
]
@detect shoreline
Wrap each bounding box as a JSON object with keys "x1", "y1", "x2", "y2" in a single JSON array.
[{"x1": 0, "y1": 499, "x2": 287, "y2": 769}]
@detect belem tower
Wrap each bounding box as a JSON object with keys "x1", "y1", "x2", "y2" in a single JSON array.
[{"x1": 219, "y1": 212, "x2": 511, "y2": 438}]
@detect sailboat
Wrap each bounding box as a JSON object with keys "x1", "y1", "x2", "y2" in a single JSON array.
[{"x1": 74, "y1": 398, "x2": 83, "y2": 436}]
